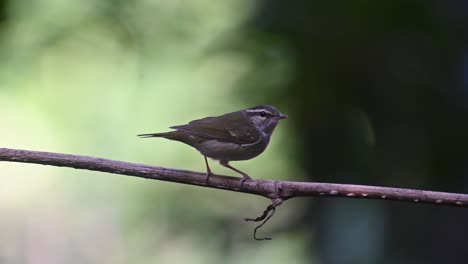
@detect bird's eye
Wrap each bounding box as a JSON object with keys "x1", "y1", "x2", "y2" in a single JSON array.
[{"x1": 260, "y1": 111, "x2": 266, "y2": 117}]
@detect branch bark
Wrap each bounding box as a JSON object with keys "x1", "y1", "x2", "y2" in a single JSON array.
[{"x1": 1, "y1": 147, "x2": 467, "y2": 207}]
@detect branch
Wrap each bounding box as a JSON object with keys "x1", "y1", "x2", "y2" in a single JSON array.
[{"x1": 1, "y1": 147, "x2": 467, "y2": 207}]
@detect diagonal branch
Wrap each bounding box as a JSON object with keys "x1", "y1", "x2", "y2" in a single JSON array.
[{"x1": 0, "y1": 147, "x2": 467, "y2": 207}]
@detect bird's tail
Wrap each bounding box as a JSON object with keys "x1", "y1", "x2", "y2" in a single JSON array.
[
  {"x1": 137, "y1": 132, "x2": 170, "y2": 138},
  {"x1": 138, "y1": 131, "x2": 195, "y2": 145},
  {"x1": 138, "y1": 131, "x2": 184, "y2": 142}
]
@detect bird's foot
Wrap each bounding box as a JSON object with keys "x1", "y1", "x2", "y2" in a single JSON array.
[
  {"x1": 240, "y1": 174, "x2": 253, "y2": 187},
  {"x1": 205, "y1": 171, "x2": 213, "y2": 184}
]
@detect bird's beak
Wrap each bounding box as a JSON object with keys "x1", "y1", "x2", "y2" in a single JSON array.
[{"x1": 278, "y1": 113, "x2": 288, "y2": 119}]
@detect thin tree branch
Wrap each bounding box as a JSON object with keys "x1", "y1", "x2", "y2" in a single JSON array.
[
  {"x1": 245, "y1": 198, "x2": 283, "y2": 240},
  {"x1": 1, "y1": 147, "x2": 467, "y2": 207}
]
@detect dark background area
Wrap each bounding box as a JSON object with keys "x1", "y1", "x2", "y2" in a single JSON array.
[{"x1": 251, "y1": 0, "x2": 468, "y2": 263}]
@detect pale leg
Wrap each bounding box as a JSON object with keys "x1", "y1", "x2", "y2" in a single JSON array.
[
  {"x1": 204, "y1": 156, "x2": 213, "y2": 182},
  {"x1": 219, "y1": 160, "x2": 252, "y2": 185}
]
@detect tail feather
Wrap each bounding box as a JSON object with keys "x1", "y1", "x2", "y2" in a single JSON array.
[
  {"x1": 137, "y1": 131, "x2": 195, "y2": 145},
  {"x1": 137, "y1": 132, "x2": 168, "y2": 138}
]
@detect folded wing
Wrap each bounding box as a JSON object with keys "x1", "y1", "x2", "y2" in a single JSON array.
[{"x1": 170, "y1": 112, "x2": 260, "y2": 144}]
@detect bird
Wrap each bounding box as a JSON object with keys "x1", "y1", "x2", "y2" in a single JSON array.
[{"x1": 138, "y1": 105, "x2": 287, "y2": 184}]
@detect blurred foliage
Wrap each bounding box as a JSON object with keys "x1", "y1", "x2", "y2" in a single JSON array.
[{"x1": 0, "y1": 0, "x2": 301, "y2": 263}]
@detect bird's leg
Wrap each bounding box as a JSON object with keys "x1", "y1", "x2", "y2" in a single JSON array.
[
  {"x1": 219, "y1": 160, "x2": 252, "y2": 185},
  {"x1": 204, "y1": 156, "x2": 213, "y2": 183}
]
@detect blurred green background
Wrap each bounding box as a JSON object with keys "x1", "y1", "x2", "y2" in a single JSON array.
[{"x1": 1, "y1": 0, "x2": 468, "y2": 263}]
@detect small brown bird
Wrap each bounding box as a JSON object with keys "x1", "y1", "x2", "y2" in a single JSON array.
[{"x1": 138, "y1": 105, "x2": 287, "y2": 184}]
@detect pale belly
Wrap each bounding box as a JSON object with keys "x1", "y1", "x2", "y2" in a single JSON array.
[{"x1": 196, "y1": 139, "x2": 269, "y2": 161}]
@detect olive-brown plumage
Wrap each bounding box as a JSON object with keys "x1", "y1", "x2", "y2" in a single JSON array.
[{"x1": 138, "y1": 105, "x2": 287, "y2": 183}]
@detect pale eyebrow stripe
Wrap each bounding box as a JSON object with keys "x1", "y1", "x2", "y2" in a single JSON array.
[{"x1": 245, "y1": 109, "x2": 272, "y2": 115}]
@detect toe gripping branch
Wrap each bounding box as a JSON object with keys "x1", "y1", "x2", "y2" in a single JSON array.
[{"x1": 244, "y1": 181, "x2": 287, "y2": 240}]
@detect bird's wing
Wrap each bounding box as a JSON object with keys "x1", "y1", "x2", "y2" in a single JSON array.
[{"x1": 170, "y1": 112, "x2": 260, "y2": 144}]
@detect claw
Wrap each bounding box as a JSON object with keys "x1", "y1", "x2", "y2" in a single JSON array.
[
  {"x1": 205, "y1": 171, "x2": 213, "y2": 183},
  {"x1": 240, "y1": 175, "x2": 253, "y2": 187}
]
